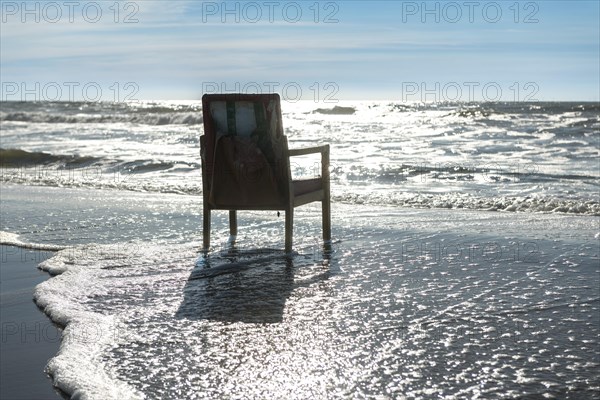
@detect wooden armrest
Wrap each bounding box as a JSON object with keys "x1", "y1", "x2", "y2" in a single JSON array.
[
  {"x1": 288, "y1": 145, "x2": 329, "y2": 157},
  {"x1": 288, "y1": 145, "x2": 330, "y2": 184}
]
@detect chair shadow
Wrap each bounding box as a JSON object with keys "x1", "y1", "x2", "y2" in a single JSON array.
[{"x1": 175, "y1": 244, "x2": 333, "y2": 324}]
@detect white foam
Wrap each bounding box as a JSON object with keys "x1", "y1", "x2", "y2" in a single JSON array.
[
  {"x1": 34, "y1": 244, "x2": 145, "y2": 400},
  {"x1": 0, "y1": 231, "x2": 143, "y2": 398},
  {"x1": 0, "y1": 230, "x2": 66, "y2": 251}
]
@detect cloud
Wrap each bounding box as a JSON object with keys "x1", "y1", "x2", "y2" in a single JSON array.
[{"x1": 1, "y1": 1, "x2": 598, "y2": 100}]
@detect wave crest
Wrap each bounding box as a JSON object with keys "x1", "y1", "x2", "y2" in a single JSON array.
[{"x1": 0, "y1": 111, "x2": 203, "y2": 125}]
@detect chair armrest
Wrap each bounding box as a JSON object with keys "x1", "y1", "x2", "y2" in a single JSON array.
[
  {"x1": 288, "y1": 145, "x2": 329, "y2": 157},
  {"x1": 288, "y1": 145, "x2": 330, "y2": 185}
]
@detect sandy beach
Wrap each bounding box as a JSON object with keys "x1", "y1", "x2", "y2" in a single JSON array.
[
  {"x1": 0, "y1": 244, "x2": 63, "y2": 399},
  {"x1": 1, "y1": 183, "x2": 598, "y2": 398}
]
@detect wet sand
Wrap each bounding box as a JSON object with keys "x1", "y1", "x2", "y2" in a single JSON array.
[
  {"x1": 0, "y1": 245, "x2": 63, "y2": 399},
  {"x1": 1, "y1": 184, "x2": 598, "y2": 398}
]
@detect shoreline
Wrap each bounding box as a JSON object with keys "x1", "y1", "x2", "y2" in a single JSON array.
[
  {"x1": 1, "y1": 184, "x2": 598, "y2": 398},
  {"x1": 0, "y1": 245, "x2": 64, "y2": 399}
]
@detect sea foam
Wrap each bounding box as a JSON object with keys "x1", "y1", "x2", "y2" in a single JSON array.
[{"x1": 35, "y1": 242, "x2": 146, "y2": 399}]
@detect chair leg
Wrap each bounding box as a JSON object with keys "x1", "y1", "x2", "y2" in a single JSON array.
[
  {"x1": 229, "y1": 210, "x2": 237, "y2": 237},
  {"x1": 203, "y1": 206, "x2": 211, "y2": 251},
  {"x1": 322, "y1": 197, "x2": 331, "y2": 243},
  {"x1": 285, "y1": 207, "x2": 293, "y2": 253},
  {"x1": 321, "y1": 144, "x2": 331, "y2": 243}
]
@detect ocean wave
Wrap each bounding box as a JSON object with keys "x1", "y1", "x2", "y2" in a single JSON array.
[
  {"x1": 0, "y1": 231, "x2": 67, "y2": 251},
  {"x1": 33, "y1": 243, "x2": 145, "y2": 399},
  {"x1": 2, "y1": 148, "x2": 598, "y2": 215},
  {"x1": 444, "y1": 108, "x2": 494, "y2": 119},
  {"x1": 438, "y1": 102, "x2": 600, "y2": 120},
  {"x1": 0, "y1": 231, "x2": 138, "y2": 398},
  {"x1": 0, "y1": 111, "x2": 203, "y2": 125},
  {"x1": 0, "y1": 148, "x2": 201, "y2": 173},
  {"x1": 334, "y1": 192, "x2": 600, "y2": 216},
  {"x1": 0, "y1": 148, "x2": 100, "y2": 166},
  {"x1": 2, "y1": 148, "x2": 597, "y2": 217},
  {"x1": 3, "y1": 168, "x2": 598, "y2": 215},
  {"x1": 341, "y1": 163, "x2": 598, "y2": 184}
]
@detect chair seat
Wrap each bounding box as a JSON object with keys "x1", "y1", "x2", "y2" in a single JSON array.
[{"x1": 293, "y1": 178, "x2": 322, "y2": 196}]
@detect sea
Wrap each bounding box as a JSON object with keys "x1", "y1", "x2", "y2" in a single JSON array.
[
  {"x1": 0, "y1": 100, "x2": 599, "y2": 399},
  {"x1": 1, "y1": 100, "x2": 599, "y2": 215}
]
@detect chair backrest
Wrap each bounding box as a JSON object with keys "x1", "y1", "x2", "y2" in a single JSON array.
[{"x1": 201, "y1": 93, "x2": 290, "y2": 209}]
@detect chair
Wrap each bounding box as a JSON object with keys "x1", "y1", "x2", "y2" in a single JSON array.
[{"x1": 200, "y1": 93, "x2": 331, "y2": 253}]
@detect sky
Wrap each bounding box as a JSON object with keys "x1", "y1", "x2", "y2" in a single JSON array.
[{"x1": 1, "y1": 0, "x2": 599, "y2": 101}]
